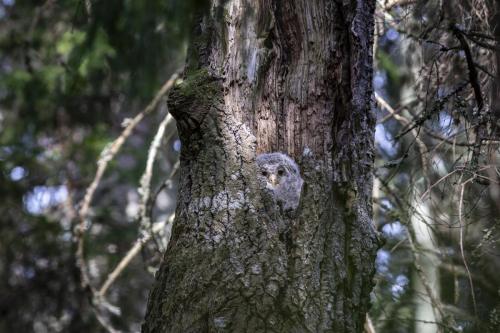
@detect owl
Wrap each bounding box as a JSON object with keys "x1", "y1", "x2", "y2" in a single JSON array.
[{"x1": 256, "y1": 152, "x2": 303, "y2": 212}]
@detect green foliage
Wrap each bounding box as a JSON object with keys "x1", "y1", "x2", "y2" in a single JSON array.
[
  {"x1": 56, "y1": 30, "x2": 87, "y2": 58},
  {"x1": 0, "y1": 0, "x2": 203, "y2": 331},
  {"x1": 376, "y1": 50, "x2": 403, "y2": 87}
]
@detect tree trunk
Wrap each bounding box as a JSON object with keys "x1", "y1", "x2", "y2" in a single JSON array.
[
  {"x1": 143, "y1": 1, "x2": 379, "y2": 332},
  {"x1": 411, "y1": 195, "x2": 441, "y2": 333}
]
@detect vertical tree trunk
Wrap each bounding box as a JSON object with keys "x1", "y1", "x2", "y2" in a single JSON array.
[
  {"x1": 487, "y1": 0, "x2": 500, "y2": 212},
  {"x1": 411, "y1": 196, "x2": 441, "y2": 333},
  {"x1": 491, "y1": 0, "x2": 500, "y2": 136},
  {"x1": 143, "y1": 1, "x2": 378, "y2": 332}
]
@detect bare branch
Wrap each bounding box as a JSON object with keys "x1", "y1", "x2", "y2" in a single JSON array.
[
  {"x1": 138, "y1": 112, "x2": 175, "y2": 243},
  {"x1": 74, "y1": 70, "x2": 181, "y2": 333},
  {"x1": 76, "y1": 70, "x2": 180, "y2": 289},
  {"x1": 451, "y1": 25, "x2": 484, "y2": 111},
  {"x1": 458, "y1": 176, "x2": 478, "y2": 316},
  {"x1": 375, "y1": 92, "x2": 430, "y2": 186},
  {"x1": 98, "y1": 215, "x2": 175, "y2": 297}
]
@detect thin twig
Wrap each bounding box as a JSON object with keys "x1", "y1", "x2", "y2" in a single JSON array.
[
  {"x1": 375, "y1": 92, "x2": 430, "y2": 186},
  {"x1": 394, "y1": 83, "x2": 467, "y2": 140},
  {"x1": 451, "y1": 25, "x2": 484, "y2": 111},
  {"x1": 138, "y1": 112, "x2": 175, "y2": 241},
  {"x1": 146, "y1": 161, "x2": 180, "y2": 252},
  {"x1": 74, "y1": 71, "x2": 180, "y2": 332},
  {"x1": 423, "y1": 128, "x2": 474, "y2": 147},
  {"x1": 98, "y1": 215, "x2": 174, "y2": 297},
  {"x1": 458, "y1": 176, "x2": 478, "y2": 316},
  {"x1": 76, "y1": 71, "x2": 179, "y2": 289},
  {"x1": 420, "y1": 168, "x2": 460, "y2": 201}
]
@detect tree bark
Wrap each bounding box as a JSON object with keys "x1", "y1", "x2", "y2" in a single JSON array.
[{"x1": 143, "y1": 1, "x2": 379, "y2": 332}]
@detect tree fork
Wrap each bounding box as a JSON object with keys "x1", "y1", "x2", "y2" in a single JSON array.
[{"x1": 143, "y1": 1, "x2": 379, "y2": 332}]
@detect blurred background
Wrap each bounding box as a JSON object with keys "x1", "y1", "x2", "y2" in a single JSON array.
[{"x1": 0, "y1": 1, "x2": 499, "y2": 332}]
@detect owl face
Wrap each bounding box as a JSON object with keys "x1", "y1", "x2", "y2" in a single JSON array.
[
  {"x1": 256, "y1": 152, "x2": 303, "y2": 212},
  {"x1": 256, "y1": 153, "x2": 301, "y2": 190},
  {"x1": 260, "y1": 163, "x2": 289, "y2": 189}
]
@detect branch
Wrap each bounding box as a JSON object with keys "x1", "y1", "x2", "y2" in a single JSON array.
[
  {"x1": 137, "y1": 112, "x2": 175, "y2": 244},
  {"x1": 423, "y1": 128, "x2": 475, "y2": 147},
  {"x1": 74, "y1": 70, "x2": 180, "y2": 333},
  {"x1": 375, "y1": 92, "x2": 430, "y2": 186},
  {"x1": 98, "y1": 215, "x2": 175, "y2": 297},
  {"x1": 145, "y1": 160, "x2": 180, "y2": 252},
  {"x1": 451, "y1": 25, "x2": 484, "y2": 111},
  {"x1": 457, "y1": 176, "x2": 478, "y2": 316},
  {"x1": 473, "y1": 61, "x2": 495, "y2": 79},
  {"x1": 76, "y1": 71, "x2": 180, "y2": 287},
  {"x1": 461, "y1": 32, "x2": 499, "y2": 51},
  {"x1": 394, "y1": 83, "x2": 467, "y2": 140}
]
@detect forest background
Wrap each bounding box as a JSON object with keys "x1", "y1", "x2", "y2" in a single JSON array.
[{"x1": 0, "y1": 0, "x2": 499, "y2": 332}]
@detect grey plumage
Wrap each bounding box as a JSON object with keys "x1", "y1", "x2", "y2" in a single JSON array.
[{"x1": 256, "y1": 152, "x2": 303, "y2": 212}]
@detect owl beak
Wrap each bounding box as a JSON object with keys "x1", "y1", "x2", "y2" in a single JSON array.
[{"x1": 269, "y1": 174, "x2": 278, "y2": 186}]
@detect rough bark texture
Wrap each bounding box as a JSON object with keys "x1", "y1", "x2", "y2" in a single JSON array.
[{"x1": 143, "y1": 1, "x2": 378, "y2": 332}]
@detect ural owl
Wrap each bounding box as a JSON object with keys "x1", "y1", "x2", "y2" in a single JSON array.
[{"x1": 256, "y1": 152, "x2": 303, "y2": 212}]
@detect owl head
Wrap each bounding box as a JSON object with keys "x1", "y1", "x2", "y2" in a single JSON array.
[{"x1": 256, "y1": 153, "x2": 301, "y2": 190}]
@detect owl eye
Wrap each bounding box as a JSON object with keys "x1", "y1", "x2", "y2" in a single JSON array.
[
  {"x1": 261, "y1": 171, "x2": 268, "y2": 177},
  {"x1": 277, "y1": 169, "x2": 285, "y2": 176}
]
